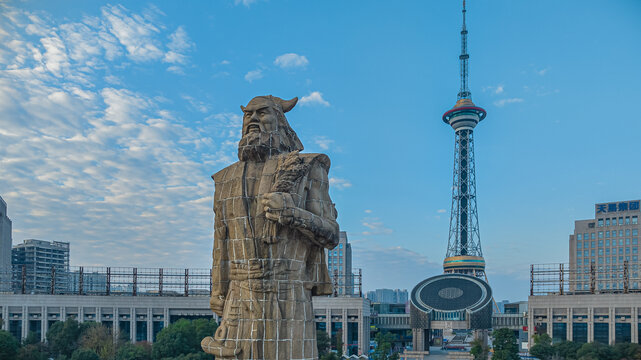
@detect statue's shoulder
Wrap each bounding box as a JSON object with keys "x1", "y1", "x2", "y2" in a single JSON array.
[
  {"x1": 298, "y1": 153, "x2": 331, "y2": 171},
  {"x1": 212, "y1": 162, "x2": 242, "y2": 183}
]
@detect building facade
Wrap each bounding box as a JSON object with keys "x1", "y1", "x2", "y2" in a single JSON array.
[
  {"x1": 569, "y1": 200, "x2": 640, "y2": 292},
  {"x1": 0, "y1": 196, "x2": 12, "y2": 292},
  {"x1": 366, "y1": 289, "x2": 408, "y2": 304},
  {"x1": 12, "y1": 239, "x2": 70, "y2": 294},
  {"x1": 326, "y1": 231, "x2": 353, "y2": 296}
]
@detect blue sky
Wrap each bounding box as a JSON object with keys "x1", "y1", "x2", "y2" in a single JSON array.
[{"x1": 1, "y1": 0, "x2": 640, "y2": 302}]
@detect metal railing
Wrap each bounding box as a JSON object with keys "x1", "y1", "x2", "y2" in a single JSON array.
[
  {"x1": 0, "y1": 266, "x2": 363, "y2": 297},
  {"x1": 530, "y1": 262, "x2": 641, "y2": 296}
]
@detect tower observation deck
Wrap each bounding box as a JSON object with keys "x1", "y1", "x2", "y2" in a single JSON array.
[{"x1": 442, "y1": 0, "x2": 487, "y2": 277}]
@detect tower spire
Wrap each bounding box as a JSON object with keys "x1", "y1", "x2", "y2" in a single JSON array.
[{"x1": 458, "y1": 0, "x2": 471, "y2": 100}]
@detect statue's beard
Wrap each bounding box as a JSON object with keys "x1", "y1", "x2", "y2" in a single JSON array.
[{"x1": 238, "y1": 131, "x2": 283, "y2": 162}]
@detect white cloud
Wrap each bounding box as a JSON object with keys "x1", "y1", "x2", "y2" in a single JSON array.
[
  {"x1": 234, "y1": 0, "x2": 258, "y2": 7},
  {"x1": 361, "y1": 217, "x2": 393, "y2": 235},
  {"x1": 537, "y1": 67, "x2": 550, "y2": 76},
  {"x1": 163, "y1": 26, "x2": 193, "y2": 69},
  {"x1": 364, "y1": 209, "x2": 372, "y2": 214},
  {"x1": 101, "y1": 4, "x2": 163, "y2": 62},
  {"x1": 244, "y1": 69, "x2": 263, "y2": 82},
  {"x1": 329, "y1": 177, "x2": 352, "y2": 190},
  {"x1": 299, "y1": 91, "x2": 330, "y2": 107},
  {"x1": 494, "y1": 85, "x2": 504, "y2": 94},
  {"x1": 313, "y1": 136, "x2": 334, "y2": 150},
  {"x1": 274, "y1": 53, "x2": 309, "y2": 69},
  {"x1": 437, "y1": 209, "x2": 446, "y2": 213},
  {"x1": 0, "y1": 4, "x2": 237, "y2": 269},
  {"x1": 494, "y1": 98, "x2": 524, "y2": 107}
]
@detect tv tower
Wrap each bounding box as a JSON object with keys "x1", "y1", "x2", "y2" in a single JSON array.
[{"x1": 442, "y1": 0, "x2": 487, "y2": 277}]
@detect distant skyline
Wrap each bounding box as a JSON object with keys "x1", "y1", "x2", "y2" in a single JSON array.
[{"x1": 1, "y1": 1, "x2": 640, "y2": 302}]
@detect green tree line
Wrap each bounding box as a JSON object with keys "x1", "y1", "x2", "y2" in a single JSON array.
[{"x1": 0, "y1": 318, "x2": 218, "y2": 360}]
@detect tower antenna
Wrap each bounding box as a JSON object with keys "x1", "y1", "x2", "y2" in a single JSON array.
[{"x1": 458, "y1": 0, "x2": 471, "y2": 100}]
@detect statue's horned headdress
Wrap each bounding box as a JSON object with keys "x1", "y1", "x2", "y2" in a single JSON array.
[{"x1": 240, "y1": 95, "x2": 298, "y2": 114}]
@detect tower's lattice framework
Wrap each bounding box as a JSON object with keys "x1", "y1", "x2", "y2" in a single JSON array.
[{"x1": 442, "y1": 0, "x2": 487, "y2": 277}]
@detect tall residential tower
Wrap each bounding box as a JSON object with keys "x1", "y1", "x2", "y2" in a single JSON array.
[{"x1": 442, "y1": 0, "x2": 487, "y2": 277}]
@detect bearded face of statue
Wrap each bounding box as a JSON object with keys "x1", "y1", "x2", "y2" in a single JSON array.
[{"x1": 237, "y1": 96, "x2": 303, "y2": 162}]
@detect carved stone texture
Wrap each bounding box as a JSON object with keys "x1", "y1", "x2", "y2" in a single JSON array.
[{"x1": 201, "y1": 95, "x2": 340, "y2": 360}]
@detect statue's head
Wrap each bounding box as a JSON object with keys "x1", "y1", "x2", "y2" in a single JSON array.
[{"x1": 238, "y1": 95, "x2": 303, "y2": 161}]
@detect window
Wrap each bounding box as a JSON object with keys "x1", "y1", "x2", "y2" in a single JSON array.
[
  {"x1": 591, "y1": 233, "x2": 596, "y2": 240},
  {"x1": 598, "y1": 219, "x2": 604, "y2": 227},
  {"x1": 584, "y1": 250, "x2": 589, "y2": 257},
  {"x1": 577, "y1": 251, "x2": 582, "y2": 257},
  {"x1": 599, "y1": 232, "x2": 604, "y2": 239},
  {"x1": 627, "y1": 239, "x2": 631, "y2": 245},
  {"x1": 634, "y1": 256, "x2": 638, "y2": 261},
  {"x1": 619, "y1": 248, "x2": 624, "y2": 255},
  {"x1": 626, "y1": 248, "x2": 630, "y2": 254},
  {"x1": 606, "y1": 218, "x2": 611, "y2": 226},
  {"x1": 606, "y1": 240, "x2": 610, "y2": 246},
  {"x1": 591, "y1": 241, "x2": 596, "y2": 248},
  {"x1": 606, "y1": 257, "x2": 610, "y2": 264},
  {"x1": 633, "y1": 216, "x2": 638, "y2": 225},
  {"x1": 619, "y1": 217, "x2": 624, "y2": 225},
  {"x1": 606, "y1": 231, "x2": 610, "y2": 238},
  {"x1": 620, "y1": 230, "x2": 624, "y2": 237},
  {"x1": 598, "y1": 240, "x2": 603, "y2": 247},
  {"x1": 578, "y1": 242, "x2": 582, "y2": 249},
  {"x1": 339, "y1": 258, "x2": 342, "y2": 264},
  {"x1": 626, "y1": 229, "x2": 631, "y2": 236},
  {"x1": 339, "y1": 244, "x2": 343, "y2": 249},
  {"x1": 606, "y1": 248, "x2": 610, "y2": 255},
  {"x1": 626, "y1": 217, "x2": 631, "y2": 225},
  {"x1": 620, "y1": 239, "x2": 624, "y2": 246},
  {"x1": 633, "y1": 230, "x2": 638, "y2": 236},
  {"x1": 599, "y1": 258, "x2": 604, "y2": 264},
  {"x1": 634, "y1": 239, "x2": 639, "y2": 245},
  {"x1": 577, "y1": 234, "x2": 583, "y2": 240},
  {"x1": 598, "y1": 249, "x2": 603, "y2": 255},
  {"x1": 591, "y1": 250, "x2": 595, "y2": 256},
  {"x1": 584, "y1": 233, "x2": 589, "y2": 240},
  {"x1": 633, "y1": 248, "x2": 638, "y2": 254},
  {"x1": 612, "y1": 257, "x2": 617, "y2": 264}
]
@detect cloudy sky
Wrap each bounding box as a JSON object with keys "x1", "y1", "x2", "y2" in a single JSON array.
[{"x1": 1, "y1": 0, "x2": 640, "y2": 301}]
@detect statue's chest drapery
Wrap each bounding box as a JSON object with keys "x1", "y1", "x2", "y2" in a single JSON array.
[{"x1": 213, "y1": 158, "x2": 311, "y2": 269}]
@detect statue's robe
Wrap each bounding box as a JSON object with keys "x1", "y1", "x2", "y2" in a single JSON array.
[{"x1": 203, "y1": 152, "x2": 338, "y2": 360}]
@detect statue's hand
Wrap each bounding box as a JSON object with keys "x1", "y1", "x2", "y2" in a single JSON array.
[{"x1": 261, "y1": 192, "x2": 297, "y2": 225}]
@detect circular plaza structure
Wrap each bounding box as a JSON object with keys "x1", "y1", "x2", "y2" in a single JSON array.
[{"x1": 410, "y1": 273, "x2": 493, "y2": 329}]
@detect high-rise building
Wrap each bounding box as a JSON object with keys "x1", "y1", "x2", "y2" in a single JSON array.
[
  {"x1": 12, "y1": 239, "x2": 70, "y2": 293},
  {"x1": 441, "y1": 0, "x2": 488, "y2": 277},
  {"x1": 326, "y1": 231, "x2": 353, "y2": 296},
  {"x1": 366, "y1": 288, "x2": 408, "y2": 304},
  {"x1": 0, "y1": 196, "x2": 12, "y2": 291},
  {"x1": 569, "y1": 199, "x2": 640, "y2": 292}
]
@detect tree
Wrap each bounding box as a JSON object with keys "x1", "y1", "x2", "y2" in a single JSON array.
[
  {"x1": 331, "y1": 330, "x2": 344, "y2": 357},
  {"x1": 612, "y1": 342, "x2": 641, "y2": 360},
  {"x1": 576, "y1": 342, "x2": 615, "y2": 360},
  {"x1": 317, "y1": 330, "x2": 331, "y2": 357},
  {"x1": 530, "y1": 333, "x2": 554, "y2": 360},
  {"x1": 17, "y1": 344, "x2": 49, "y2": 360},
  {"x1": 24, "y1": 331, "x2": 41, "y2": 346},
  {"x1": 47, "y1": 319, "x2": 82, "y2": 358},
  {"x1": 0, "y1": 329, "x2": 21, "y2": 360},
  {"x1": 470, "y1": 338, "x2": 490, "y2": 360},
  {"x1": 370, "y1": 331, "x2": 398, "y2": 360},
  {"x1": 492, "y1": 328, "x2": 519, "y2": 360},
  {"x1": 70, "y1": 348, "x2": 100, "y2": 360},
  {"x1": 79, "y1": 324, "x2": 116, "y2": 360},
  {"x1": 552, "y1": 340, "x2": 581, "y2": 360},
  {"x1": 151, "y1": 318, "x2": 218, "y2": 359},
  {"x1": 320, "y1": 353, "x2": 340, "y2": 360},
  {"x1": 115, "y1": 343, "x2": 152, "y2": 360}
]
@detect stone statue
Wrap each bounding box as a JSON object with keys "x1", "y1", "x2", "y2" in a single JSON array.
[{"x1": 201, "y1": 95, "x2": 340, "y2": 360}]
